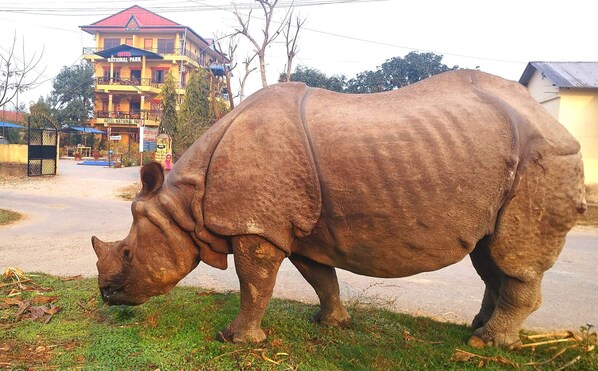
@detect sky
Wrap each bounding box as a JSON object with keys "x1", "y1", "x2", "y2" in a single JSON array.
[{"x1": 1, "y1": 0, "x2": 598, "y2": 110}]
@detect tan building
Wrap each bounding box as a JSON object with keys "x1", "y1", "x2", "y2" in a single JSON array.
[
  {"x1": 520, "y1": 62, "x2": 598, "y2": 184},
  {"x1": 80, "y1": 5, "x2": 227, "y2": 145}
]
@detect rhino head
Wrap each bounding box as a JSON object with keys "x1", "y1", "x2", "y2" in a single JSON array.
[{"x1": 91, "y1": 162, "x2": 207, "y2": 306}]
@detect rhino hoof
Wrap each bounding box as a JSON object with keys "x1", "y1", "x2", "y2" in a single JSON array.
[
  {"x1": 311, "y1": 308, "x2": 351, "y2": 328},
  {"x1": 469, "y1": 329, "x2": 522, "y2": 349},
  {"x1": 467, "y1": 335, "x2": 487, "y2": 349},
  {"x1": 217, "y1": 326, "x2": 266, "y2": 343}
]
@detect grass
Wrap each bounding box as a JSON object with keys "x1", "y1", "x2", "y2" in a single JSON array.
[
  {"x1": 0, "y1": 208, "x2": 22, "y2": 225},
  {"x1": 1, "y1": 273, "x2": 595, "y2": 370},
  {"x1": 116, "y1": 182, "x2": 140, "y2": 201}
]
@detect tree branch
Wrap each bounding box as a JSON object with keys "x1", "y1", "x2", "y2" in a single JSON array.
[{"x1": 0, "y1": 33, "x2": 45, "y2": 108}]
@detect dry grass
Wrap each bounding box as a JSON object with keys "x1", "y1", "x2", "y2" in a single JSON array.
[
  {"x1": 578, "y1": 205, "x2": 598, "y2": 228},
  {"x1": 587, "y1": 184, "x2": 598, "y2": 204},
  {"x1": 116, "y1": 182, "x2": 140, "y2": 201},
  {"x1": 0, "y1": 209, "x2": 22, "y2": 226}
]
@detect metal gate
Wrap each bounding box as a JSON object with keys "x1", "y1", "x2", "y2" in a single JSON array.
[{"x1": 28, "y1": 121, "x2": 58, "y2": 177}]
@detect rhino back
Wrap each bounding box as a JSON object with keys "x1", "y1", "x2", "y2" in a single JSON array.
[{"x1": 296, "y1": 70, "x2": 565, "y2": 277}]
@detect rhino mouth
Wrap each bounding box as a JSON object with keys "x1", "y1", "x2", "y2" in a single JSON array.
[{"x1": 99, "y1": 284, "x2": 148, "y2": 306}]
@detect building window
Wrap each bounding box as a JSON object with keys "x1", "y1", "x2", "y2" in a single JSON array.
[
  {"x1": 125, "y1": 38, "x2": 133, "y2": 46},
  {"x1": 157, "y1": 39, "x2": 174, "y2": 54},
  {"x1": 151, "y1": 69, "x2": 168, "y2": 83},
  {"x1": 130, "y1": 101, "x2": 141, "y2": 118},
  {"x1": 130, "y1": 69, "x2": 141, "y2": 83},
  {"x1": 144, "y1": 38, "x2": 153, "y2": 51},
  {"x1": 104, "y1": 38, "x2": 120, "y2": 49},
  {"x1": 103, "y1": 68, "x2": 120, "y2": 81}
]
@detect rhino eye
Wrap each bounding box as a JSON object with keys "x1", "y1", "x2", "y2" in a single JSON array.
[{"x1": 123, "y1": 248, "x2": 131, "y2": 260}]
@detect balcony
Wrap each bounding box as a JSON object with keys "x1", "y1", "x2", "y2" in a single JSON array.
[
  {"x1": 95, "y1": 77, "x2": 164, "y2": 91},
  {"x1": 83, "y1": 47, "x2": 205, "y2": 67},
  {"x1": 94, "y1": 110, "x2": 161, "y2": 127}
]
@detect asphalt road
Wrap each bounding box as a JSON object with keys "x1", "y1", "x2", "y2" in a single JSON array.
[{"x1": 1, "y1": 160, "x2": 596, "y2": 331}]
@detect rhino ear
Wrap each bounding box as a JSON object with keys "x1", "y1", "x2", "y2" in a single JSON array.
[{"x1": 139, "y1": 162, "x2": 164, "y2": 197}]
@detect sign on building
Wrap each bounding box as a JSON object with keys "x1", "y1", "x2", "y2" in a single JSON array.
[{"x1": 140, "y1": 127, "x2": 159, "y2": 152}]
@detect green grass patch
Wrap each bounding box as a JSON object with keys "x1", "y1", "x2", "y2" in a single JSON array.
[
  {"x1": 0, "y1": 208, "x2": 22, "y2": 225},
  {"x1": 1, "y1": 273, "x2": 596, "y2": 369}
]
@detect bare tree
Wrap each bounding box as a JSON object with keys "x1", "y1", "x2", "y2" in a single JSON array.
[
  {"x1": 0, "y1": 34, "x2": 45, "y2": 109},
  {"x1": 239, "y1": 54, "x2": 258, "y2": 101},
  {"x1": 232, "y1": 0, "x2": 292, "y2": 88},
  {"x1": 215, "y1": 35, "x2": 239, "y2": 109},
  {"x1": 282, "y1": 11, "x2": 306, "y2": 82}
]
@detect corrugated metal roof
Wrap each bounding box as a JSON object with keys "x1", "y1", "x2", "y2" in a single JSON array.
[{"x1": 519, "y1": 62, "x2": 598, "y2": 88}]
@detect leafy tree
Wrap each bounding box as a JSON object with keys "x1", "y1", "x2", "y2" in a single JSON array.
[
  {"x1": 282, "y1": 65, "x2": 346, "y2": 92},
  {"x1": 159, "y1": 71, "x2": 178, "y2": 137},
  {"x1": 345, "y1": 69, "x2": 386, "y2": 94},
  {"x1": 347, "y1": 52, "x2": 458, "y2": 93},
  {"x1": 50, "y1": 62, "x2": 94, "y2": 127},
  {"x1": 28, "y1": 96, "x2": 54, "y2": 129},
  {"x1": 175, "y1": 69, "x2": 213, "y2": 157}
]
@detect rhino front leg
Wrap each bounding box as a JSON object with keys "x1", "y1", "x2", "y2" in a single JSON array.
[
  {"x1": 217, "y1": 235, "x2": 285, "y2": 343},
  {"x1": 289, "y1": 254, "x2": 351, "y2": 327}
]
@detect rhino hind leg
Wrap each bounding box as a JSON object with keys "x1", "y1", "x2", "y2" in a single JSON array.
[
  {"x1": 469, "y1": 236, "x2": 501, "y2": 330},
  {"x1": 468, "y1": 153, "x2": 585, "y2": 349},
  {"x1": 289, "y1": 254, "x2": 351, "y2": 327},
  {"x1": 217, "y1": 235, "x2": 285, "y2": 343}
]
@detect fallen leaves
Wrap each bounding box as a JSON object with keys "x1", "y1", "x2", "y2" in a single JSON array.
[
  {"x1": 0, "y1": 340, "x2": 54, "y2": 367},
  {"x1": 1, "y1": 268, "x2": 61, "y2": 324},
  {"x1": 207, "y1": 347, "x2": 293, "y2": 369},
  {"x1": 2, "y1": 267, "x2": 52, "y2": 296},
  {"x1": 451, "y1": 348, "x2": 518, "y2": 368},
  {"x1": 451, "y1": 325, "x2": 597, "y2": 369},
  {"x1": 15, "y1": 300, "x2": 62, "y2": 323}
]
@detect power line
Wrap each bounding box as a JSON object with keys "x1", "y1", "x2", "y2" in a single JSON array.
[
  {"x1": 0, "y1": 0, "x2": 389, "y2": 16},
  {"x1": 1, "y1": 0, "x2": 525, "y2": 65},
  {"x1": 300, "y1": 26, "x2": 526, "y2": 65}
]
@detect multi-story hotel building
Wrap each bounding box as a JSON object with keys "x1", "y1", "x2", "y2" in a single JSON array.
[{"x1": 80, "y1": 5, "x2": 227, "y2": 144}]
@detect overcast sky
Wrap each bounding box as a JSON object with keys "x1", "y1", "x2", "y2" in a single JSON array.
[{"x1": 1, "y1": 0, "x2": 597, "y2": 109}]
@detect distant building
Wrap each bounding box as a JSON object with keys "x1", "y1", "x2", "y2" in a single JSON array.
[
  {"x1": 520, "y1": 61, "x2": 598, "y2": 184},
  {"x1": 80, "y1": 5, "x2": 228, "y2": 144},
  {"x1": 0, "y1": 110, "x2": 26, "y2": 124}
]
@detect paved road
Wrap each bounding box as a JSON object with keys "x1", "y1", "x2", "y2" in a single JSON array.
[{"x1": 1, "y1": 160, "x2": 596, "y2": 331}]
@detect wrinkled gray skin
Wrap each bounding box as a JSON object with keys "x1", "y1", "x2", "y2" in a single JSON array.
[{"x1": 92, "y1": 70, "x2": 586, "y2": 348}]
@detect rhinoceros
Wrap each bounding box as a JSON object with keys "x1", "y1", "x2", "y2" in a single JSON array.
[{"x1": 92, "y1": 70, "x2": 586, "y2": 348}]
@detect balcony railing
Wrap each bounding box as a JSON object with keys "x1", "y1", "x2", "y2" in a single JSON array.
[
  {"x1": 95, "y1": 77, "x2": 165, "y2": 89},
  {"x1": 96, "y1": 110, "x2": 161, "y2": 121},
  {"x1": 83, "y1": 47, "x2": 209, "y2": 66}
]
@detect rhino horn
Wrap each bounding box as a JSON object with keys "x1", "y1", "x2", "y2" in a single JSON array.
[{"x1": 91, "y1": 236, "x2": 109, "y2": 259}]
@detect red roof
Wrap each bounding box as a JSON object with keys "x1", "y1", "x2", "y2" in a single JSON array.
[
  {"x1": 0, "y1": 110, "x2": 26, "y2": 123},
  {"x1": 80, "y1": 5, "x2": 228, "y2": 63},
  {"x1": 81, "y1": 5, "x2": 180, "y2": 30}
]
